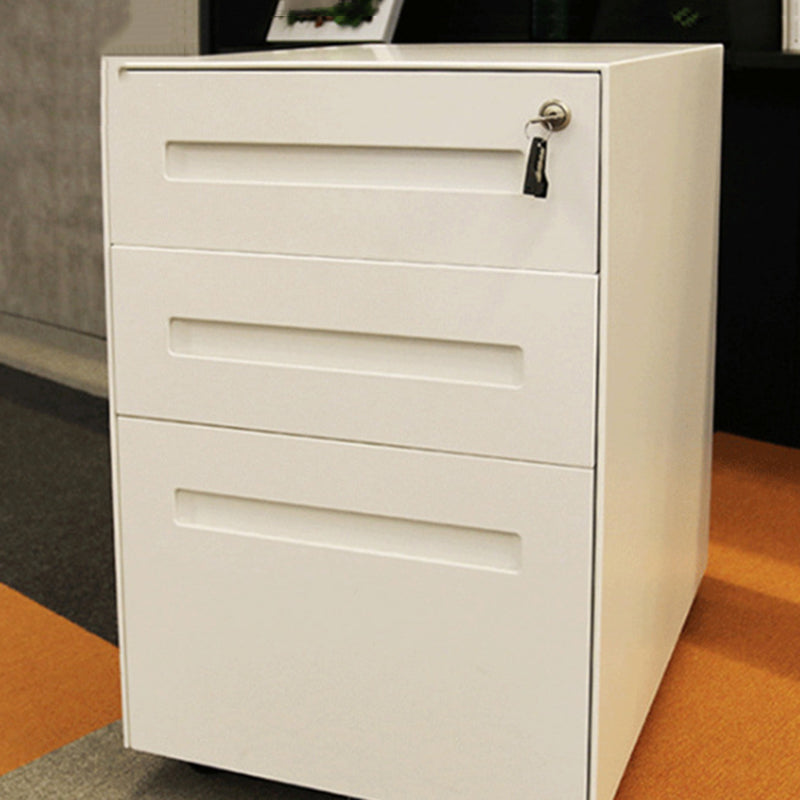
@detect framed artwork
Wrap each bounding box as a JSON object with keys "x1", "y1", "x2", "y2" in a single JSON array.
[{"x1": 266, "y1": 0, "x2": 405, "y2": 43}]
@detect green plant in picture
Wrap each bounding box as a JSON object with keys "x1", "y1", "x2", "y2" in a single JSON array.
[
  {"x1": 288, "y1": 0, "x2": 381, "y2": 28},
  {"x1": 672, "y1": 7, "x2": 701, "y2": 28}
]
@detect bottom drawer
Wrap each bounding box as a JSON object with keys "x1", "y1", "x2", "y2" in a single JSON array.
[{"x1": 115, "y1": 417, "x2": 594, "y2": 800}]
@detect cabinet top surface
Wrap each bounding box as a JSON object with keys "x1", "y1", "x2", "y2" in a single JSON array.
[{"x1": 106, "y1": 42, "x2": 721, "y2": 73}]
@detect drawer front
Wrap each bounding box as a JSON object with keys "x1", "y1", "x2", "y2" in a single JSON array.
[
  {"x1": 105, "y1": 68, "x2": 600, "y2": 273},
  {"x1": 116, "y1": 418, "x2": 593, "y2": 800},
  {"x1": 110, "y1": 246, "x2": 598, "y2": 466}
]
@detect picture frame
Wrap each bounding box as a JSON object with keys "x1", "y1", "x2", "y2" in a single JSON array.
[{"x1": 266, "y1": 0, "x2": 405, "y2": 43}]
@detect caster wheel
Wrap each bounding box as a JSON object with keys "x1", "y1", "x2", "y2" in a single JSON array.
[{"x1": 188, "y1": 762, "x2": 221, "y2": 775}]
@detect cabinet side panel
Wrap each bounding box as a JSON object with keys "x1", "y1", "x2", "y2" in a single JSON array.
[{"x1": 592, "y1": 47, "x2": 723, "y2": 800}]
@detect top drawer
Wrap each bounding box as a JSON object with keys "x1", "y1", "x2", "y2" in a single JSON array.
[{"x1": 104, "y1": 68, "x2": 600, "y2": 273}]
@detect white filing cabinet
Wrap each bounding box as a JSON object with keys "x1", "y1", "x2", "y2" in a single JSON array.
[{"x1": 102, "y1": 44, "x2": 723, "y2": 800}]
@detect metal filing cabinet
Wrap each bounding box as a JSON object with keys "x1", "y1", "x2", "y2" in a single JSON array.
[{"x1": 102, "y1": 44, "x2": 723, "y2": 800}]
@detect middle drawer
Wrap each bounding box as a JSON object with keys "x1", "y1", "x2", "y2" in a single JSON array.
[{"x1": 110, "y1": 247, "x2": 598, "y2": 466}]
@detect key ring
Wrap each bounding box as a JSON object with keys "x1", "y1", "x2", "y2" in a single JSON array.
[
  {"x1": 525, "y1": 100, "x2": 571, "y2": 139},
  {"x1": 525, "y1": 118, "x2": 552, "y2": 139}
]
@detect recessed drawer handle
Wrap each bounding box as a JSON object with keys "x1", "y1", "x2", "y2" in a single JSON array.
[
  {"x1": 169, "y1": 318, "x2": 524, "y2": 388},
  {"x1": 175, "y1": 489, "x2": 522, "y2": 574}
]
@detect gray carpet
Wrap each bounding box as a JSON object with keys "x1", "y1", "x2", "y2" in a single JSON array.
[
  {"x1": 0, "y1": 364, "x2": 117, "y2": 644},
  {"x1": 0, "y1": 723, "x2": 350, "y2": 800}
]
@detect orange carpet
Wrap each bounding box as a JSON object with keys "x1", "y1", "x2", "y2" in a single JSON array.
[
  {"x1": 0, "y1": 583, "x2": 121, "y2": 775},
  {"x1": 617, "y1": 432, "x2": 800, "y2": 798}
]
